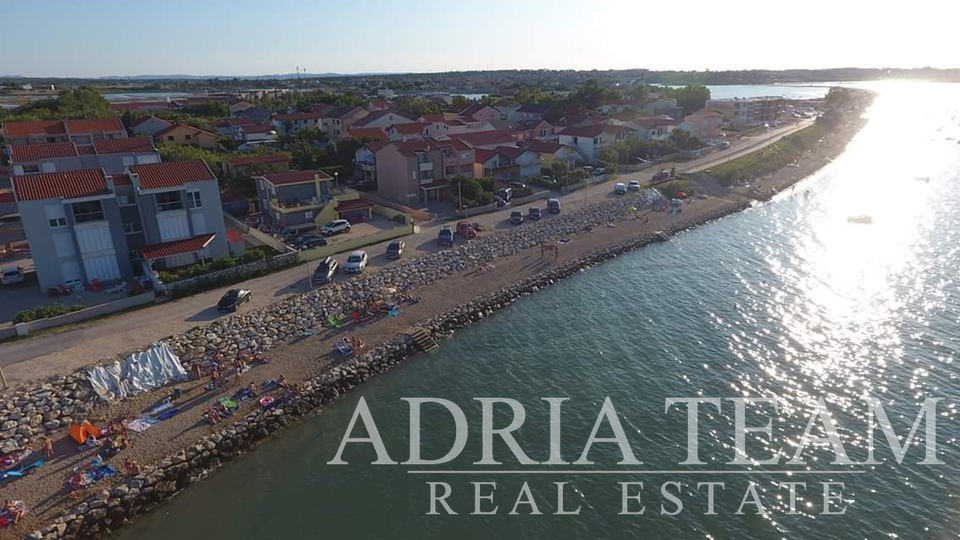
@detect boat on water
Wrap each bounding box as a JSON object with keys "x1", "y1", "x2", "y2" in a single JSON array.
[{"x1": 847, "y1": 215, "x2": 874, "y2": 224}]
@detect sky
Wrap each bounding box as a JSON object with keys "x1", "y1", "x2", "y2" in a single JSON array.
[{"x1": 0, "y1": 0, "x2": 956, "y2": 78}]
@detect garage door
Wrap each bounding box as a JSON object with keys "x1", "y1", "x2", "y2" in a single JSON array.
[
  {"x1": 60, "y1": 260, "x2": 83, "y2": 287},
  {"x1": 82, "y1": 255, "x2": 121, "y2": 282}
]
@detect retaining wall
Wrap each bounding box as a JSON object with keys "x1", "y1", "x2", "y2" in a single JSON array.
[{"x1": 1, "y1": 293, "x2": 156, "y2": 340}]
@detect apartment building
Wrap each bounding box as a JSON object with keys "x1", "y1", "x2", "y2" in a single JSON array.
[
  {"x1": 8, "y1": 137, "x2": 160, "y2": 176},
  {"x1": 374, "y1": 138, "x2": 475, "y2": 204},
  {"x1": 1, "y1": 119, "x2": 127, "y2": 146},
  {"x1": 255, "y1": 170, "x2": 333, "y2": 232}
]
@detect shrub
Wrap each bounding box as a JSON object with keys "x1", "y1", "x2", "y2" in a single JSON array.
[
  {"x1": 512, "y1": 186, "x2": 534, "y2": 198},
  {"x1": 13, "y1": 302, "x2": 84, "y2": 323}
]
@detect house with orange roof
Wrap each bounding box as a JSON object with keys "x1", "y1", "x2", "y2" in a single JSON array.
[
  {"x1": 254, "y1": 170, "x2": 337, "y2": 231},
  {"x1": 8, "y1": 137, "x2": 160, "y2": 176},
  {"x1": 374, "y1": 138, "x2": 475, "y2": 204},
  {"x1": 155, "y1": 124, "x2": 218, "y2": 149},
  {"x1": 387, "y1": 122, "x2": 429, "y2": 142},
  {"x1": 1, "y1": 119, "x2": 127, "y2": 147},
  {"x1": 131, "y1": 116, "x2": 174, "y2": 138},
  {"x1": 13, "y1": 160, "x2": 228, "y2": 290}
]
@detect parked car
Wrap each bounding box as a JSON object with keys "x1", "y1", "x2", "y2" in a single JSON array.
[
  {"x1": 344, "y1": 250, "x2": 369, "y2": 273},
  {"x1": 217, "y1": 289, "x2": 251, "y2": 312},
  {"x1": 455, "y1": 221, "x2": 477, "y2": 240},
  {"x1": 528, "y1": 207, "x2": 542, "y2": 220},
  {"x1": 386, "y1": 240, "x2": 405, "y2": 259},
  {"x1": 547, "y1": 198, "x2": 561, "y2": 214},
  {"x1": 628, "y1": 180, "x2": 641, "y2": 192},
  {"x1": 614, "y1": 183, "x2": 627, "y2": 195},
  {"x1": 509, "y1": 181, "x2": 527, "y2": 190},
  {"x1": 311, "y1": 257, "x2": 339, "y2": 285},
  {"x1": 510, "y1": 210, "x2": 524, "y2": 225},
  {"x1": 496, "y1": 187, "x2": 513, "y2": 202},
  {"x1": 652, "y1": 170, "x2": 669, "y2": 182},
  {"x1": 437, "y1": 225, "x2": 455, "y2": 246},
  {"x1": 592, "y1": 168, "x2": 606, "y2": 177},
  {"x1": 320, "y1": 219, "x2": 351, "y2": 236},
  {"x1": 293, "y1": 235, "x2": 327, "y2": 250},
  {"x1": 1, "y1": 267, "x2": 25, "y2": 286}
]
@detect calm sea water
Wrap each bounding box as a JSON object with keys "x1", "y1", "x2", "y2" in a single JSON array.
[
  {"x1": 705, "y1": 84, "x2": 834, "y2": 100},
  {"x1": 115, "y1": 82, "x2": 960, "y2": 539}
]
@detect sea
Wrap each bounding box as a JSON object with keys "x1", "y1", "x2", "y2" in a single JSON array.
[{"x1": 114, "y1": 81, "x2": 960, "y2": 539}]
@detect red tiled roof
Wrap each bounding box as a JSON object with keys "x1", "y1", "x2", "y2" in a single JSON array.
[
  {"x1": 240, "y1": 124, "x2": 275, "y2": 134},
  {"x1": 260, "y1": 169, "x2": 332, "y2": 186},
  {"x1": 390, "y1": 122, "x2": 428, "y2": 134},
  {"x1": 93, "y1": 137, "x2": 156, "y2": 155},
  {"x1": 352, "y1": 110, "x2": 414, "y2": 128},
  {"x1": 64, "y1": 119, "x2": 125, "y2": 134},
  {"x1": 526, "y1": 141, "x2": 567, "y2": 154},
  {"x1": 131, "y1": 116, "x2": 172, "y2": 129},
  {"x1": 363, "y1": 141, "x2": 390, "y2": 153},
  {"x1": 130, "y1": 161, "x2": 216, "y2": 190},
  {"x1": 141, "y1": 233, "x2": 215, "y2": 260},
  {"x1": 9, "y1": 142, "x2": 79, "y2": 162},
  {"x1": 77, "y1": 146, "x2": 96, "y2": 155},
  {"x1": 13, "y1": 169, "x2": 110, "y2": 201},
  {"x1": 154, "y1": 124, "x2": 216, "y2": 139},
  {"x1": 393, "y1": 137, "x2": 473, "y2": 157},
  {"x1": 335, "y1": 199, "x2": 375, "y2": 212},
  {"x1": 347, "y1": 127, "x2": 386, "y2": 141},
  {"x1": 111, "y1": 174, "x2": 133, "y2": 186},
  {"x1": 474, "y1": 148, "x2": 495, "y2": 163},
  {"x1": 557, "y1": 125, "x2": 608, "y2": 138},
  {"x1": 225, "y1": 154, "x2": 289, "y2": 167},
  {"x1": 449, "y1": 129, "x2": 521, "y2": 147},
  {"x1": 2, "y1": 120, "x2": 65, "y2": 138}
]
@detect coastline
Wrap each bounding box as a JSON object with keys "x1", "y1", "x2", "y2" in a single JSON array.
[{"x1": 7, "y1": 103, "x2": 870, "y2": 539}]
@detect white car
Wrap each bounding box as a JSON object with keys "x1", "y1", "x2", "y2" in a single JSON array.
[
  {"x1": 1, "y1": 267, "x2": 25, "y2": 285},
  {"x1": 628, "y1": 180, "x2": 641, "y2": 191},
  {"x1": 320, "y1": 219, "x2": 351, "y2": 236},
  {"x1": 344, "y1": 250, "x2": 368, "y2": 273}
]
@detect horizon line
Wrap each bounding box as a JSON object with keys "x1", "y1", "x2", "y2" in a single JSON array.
[{"x1": 407, "y1": 470, "x2": 865, "y2": 475}]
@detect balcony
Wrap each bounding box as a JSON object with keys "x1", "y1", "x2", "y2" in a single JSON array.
[
  {"x1": 418, "y1": 161, "x2": 433, "y2": 172},
  {"x1": 271, "y1": 197, "x2": 326, "y2": 213}
]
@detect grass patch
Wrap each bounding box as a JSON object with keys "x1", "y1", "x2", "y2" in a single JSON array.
[
  {"x1": 705, "y1": 123, "x2": 829, "y2": 186},
  {"x1": 13, "y1": 303, "x2": 85, "y2": 324}
]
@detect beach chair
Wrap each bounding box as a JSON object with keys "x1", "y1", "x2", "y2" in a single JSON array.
[
  {"x1": 326, "y1": 316, "x2": 341, "y2": 328},
  {"x1": 386, "y1": 308, "x2": 401, "y2": 318},
  {"x1": 335, "y1": 341, "x2": 353, "y2": 356}
]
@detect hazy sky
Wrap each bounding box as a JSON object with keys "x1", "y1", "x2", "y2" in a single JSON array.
[{"x1": 0, "y1": 0, "x2": 954, "y2": 77}]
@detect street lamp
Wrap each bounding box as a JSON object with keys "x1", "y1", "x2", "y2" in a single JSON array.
[{"x1": 334, "y1": 171, "x2": 339, "y2": 192}]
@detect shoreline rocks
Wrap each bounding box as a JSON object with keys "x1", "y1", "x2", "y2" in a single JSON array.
[{"x1": 28, "y1": 199, "x2": 749, "y2": 540}]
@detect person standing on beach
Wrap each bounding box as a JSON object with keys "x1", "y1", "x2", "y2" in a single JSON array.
[{"x1": 42, "y1": 437, "x2": 54, "y2": 460}]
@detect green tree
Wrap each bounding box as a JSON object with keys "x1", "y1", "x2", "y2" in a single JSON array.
[
  {"x1": 158, "y1": 145, "x2": 223, "y2": 172},
  {"x1": 182, "y1": 100, "x2": 230, "y2": 117},
  {"x1": 668, "y1": 129, "x2": 707, "y2": 150},
  {"x1": 665, "y1": 85, "x2": 711, "y2": 115},
  {"x1": 629, "y1": 85, "x2": 650, "y2": 102}
]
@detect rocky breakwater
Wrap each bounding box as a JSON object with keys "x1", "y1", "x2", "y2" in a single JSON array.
[
  {"x1": 30, "y1": 199, "x2": 751, "y2": 540},
  {"x1": 0, "y1": 191, "x2": 727, "y2": 457}
]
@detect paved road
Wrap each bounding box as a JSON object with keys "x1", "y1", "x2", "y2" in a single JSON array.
[{"x1": 0, "y1": 119, "x2": 814, "y2": 370}]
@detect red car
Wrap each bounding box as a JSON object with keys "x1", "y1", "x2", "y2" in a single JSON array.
[{"x1": 456, "y1": 221, "x2": 477, "y2": 240}]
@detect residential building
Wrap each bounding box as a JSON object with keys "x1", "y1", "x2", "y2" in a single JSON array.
[
  {"x1": 556, "y1": 126, "x2": 627, "y2": 162},
  {"x1": 475, "y1": 147, "x2": 542, "y2": 180},
  {"x1": 525, "y1": 141, "x2": 579, "y2": 171},
  {"x1": 374, "y1": 138, "x2": 475, "y2": 204},
  {"x1": 367, "y1": 99, "x2": 391, "y2": 111},
  {"x1": 351, "y1": 110, "x2": 417, "y2": 130},
  {"x1": 346, "y1": 127, "x2": 387, "y2": 141},
  {"x1": 13, "y1": 160, "x2": 228, "y2": 290},
  {"x1": 618, "y1": 116, "x2": 678, "y2": 141},
  {"x1": 233, "y1": 106, "x2": 272, "y2": 123},
  {"x1": 229, "y1": 101, "x2": 256, "y2": 115},
  {"x1": 448, "y1": 129, "x2": 522, "y2": 150},
  {"x1": 494, "y1": 100, "x2": 522, "y2": 121},
  {"x1": 554, "y1": 115, "x2": 606, "y2": 128},
  {"x1": 598, "y1": 100, "x2": 639, "y2": 114},
  {"x1": 320, "y1": 106, "x2": 368, "y2": 139},
  {"x1": 131, "y1": 116, "x2": 174, "y2": 138},
  {"x1": 387, "y1": 122, "x2": 429, "y2": 141},
  {"x1": 705, "y1": 96, "x2": 784, "y2": 126},
  {"x1": 155, "y1": 124, "x2": 218, "y2": 149},
  {"x1": 647, "y1": 98, "x2": 684, "y2": 120},
  {"x1": 271, "y1": 112, "x2": 323, "y2": 135},
  {"x1": 214, "y1": 118, "x2": 254, "y2": 137},
  {"x1": 376, "y1": 89, "x2": 396, "y2": 99},
  {"x1": 8, "y1": 137, "x2": 160, "y2": 176},
  {"x1": 311, "y1": 103, "x2": 336, "y2": 116},
  {"x1": 678, "y1": 109, "x2": 724, "y2": 140},
  {"x1": 513, "y1": 119, "x2": 555, "y2": 141},
  {"x1": 449, "y1": 103, "x2": 501, "y2": 123},
  {"x1": 515, "y1": 103, "x2": 552, "y2": 122},
  {"x1": 222, "y1": 154, "x2": 290, "y2": 178},
  {"x1": 236, "y1": 124, "x2": 277, "y2": 144},
  {"x1": 354, "y1": 141, "x2": 389, "y2": 184},
  {"x1": 1, "y1": 119, "x2": 127, "y2": 146},
  {"x1": 255, "y1": 170, "x2": 333, "y2": 232}
]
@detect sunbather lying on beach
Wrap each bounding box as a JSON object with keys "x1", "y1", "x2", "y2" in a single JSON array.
[{"x1": 3, "y1": 500, "x2": 24, "y2": 524}]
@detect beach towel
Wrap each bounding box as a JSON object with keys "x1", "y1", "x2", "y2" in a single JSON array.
[
  {"x1": 335, "y1": 341, "x2": 353, "y2": 356},
  {"x1": 155, "y1": 408, "x2": 181, "y2": 421},
  {"x1": 387, "y1": 308, "x2": 401, "y2": 318},
  {"x1": 235, "y1": 388, "x2": 256, "y2": 401},
  {"x1": 218, "y1": 398, "x2": 239, "y2": 412},
  {"x1": 126, "y1": 418, "x2": 158, "y2": 433}
]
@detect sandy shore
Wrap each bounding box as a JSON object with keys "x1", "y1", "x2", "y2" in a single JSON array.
[{"x1": 1, "y1": 112, "x2": 868, "y2": 539}]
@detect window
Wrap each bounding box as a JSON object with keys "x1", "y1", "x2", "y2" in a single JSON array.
[
  {"x1": 184, "y1": 134, "x2": 192, "y2": 140},
  {"x1": 123, "y1": 222, "x2": 142, "y2": 234},
  {"x1": 186, "y1": 190, "x2": 202, "y2": 209},
  {"x1": 167, "y1": 135, "x2": 174, "y2": 141},
  {"x1": 305, "y1": 211, "x2": 313, "y2": 219},
  {"x1": 48, "y1": 217, "x2": 68, "y2": 229},
  {"x1": 117, "y1": 194, "x2": 136, "y2": 206},
  {"x1": 593, "y1": 137, "x2": 601, "y2": 145},
  {"x1": 72, "y1": 200, "x2": 104, "y2": 223},
  {"x1": 156, "y1": 191, "x2": 183, "y2": 212},
  {"x1": 23, "y1": 164, "x2": 40, "y2": 174},
  {"x1": 128, "y1": 249, "x2": 142, "y2": 262},
  {"x1": 539, "y1": 129, "x2": 547, "y2": 137},
  {"x1": 461, "y1": 152, "x2": 470, "y2": 160}
]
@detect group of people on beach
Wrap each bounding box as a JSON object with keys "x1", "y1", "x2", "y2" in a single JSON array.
[{"x1": 540, "y1": 241, "x2": 560, "y2": 262}]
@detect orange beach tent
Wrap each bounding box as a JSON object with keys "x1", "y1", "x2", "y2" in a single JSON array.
[{"x1": 68, "y1": 420, "x2": 102, "y2": 445}]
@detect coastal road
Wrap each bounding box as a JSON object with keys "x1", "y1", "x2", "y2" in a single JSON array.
[{"x1": 0, "y1": 118, "x2": 815, "y2": 381}]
